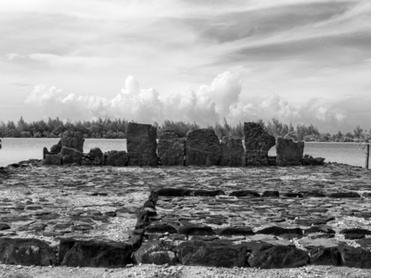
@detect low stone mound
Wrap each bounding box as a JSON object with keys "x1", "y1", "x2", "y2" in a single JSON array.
[{"x1": 302, "y1": 154, "x2": 325, "y2": 166}]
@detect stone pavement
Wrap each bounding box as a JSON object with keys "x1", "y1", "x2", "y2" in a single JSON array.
[{"x1": 0, "y1": 161, "x2": 370, "y2": 269}]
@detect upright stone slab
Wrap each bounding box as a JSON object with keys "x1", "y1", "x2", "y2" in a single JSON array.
[
  {"x1": 276, "y1": 137, "x2": 304, "y2": 166},
  {"x1": 157, "y1": 131, "x2": 185, "y2": 166},
  {"x1": 244, "y1": 122, "x2": 275, "y2": 166},
  {"x1": 220, "y1": 136, "x2": 245, "y2": 167},
  {"x1": 43, "y1": 153, "x2": 62, "y2": 165},
  {"x1": 185, "y1": 129, "x2": 221, "y2": 166},
  {"x1": 61, "y1": 131, "x2": 85, "y2": 153},
  {"x1": 126, "y1": 123, "x2": 158, "y2": 166},
  {"x1": 60, "y1": 146, "x2": 83, "y2": 165}
]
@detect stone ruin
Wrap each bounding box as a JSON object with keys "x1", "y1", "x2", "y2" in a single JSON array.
[
  {"x1": 244, "y1": 122, "x2": 276, "y2": 166},
  {"x1": 42, "y1": 121, "x2": 324, "y2": 167},
  {"x1": 43, "y1": 130, "x2": 85, "y2": 165}
]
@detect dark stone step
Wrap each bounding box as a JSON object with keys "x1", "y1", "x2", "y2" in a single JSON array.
[
  {"x1": 59, "y1": 238, "x2": 133, "y2": 267},
  {"x1": 0, "y1": 238, "x2": 56, "y2": 266},
  {"x1": 230, "y1": 190, "x2": 260, "y2": 197},
  {"x1": 178, "y1": 240, "x2": 247, "y2": 267},
  {"x1": 256, "y1": 226, "x2": 303, "y2": 236}
]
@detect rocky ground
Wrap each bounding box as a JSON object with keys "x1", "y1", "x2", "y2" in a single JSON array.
[
  {"x1": 0, "y1": 264, "x2": 371, "y2": 278},
  {"x1": 0, "y1": 160, "x2": 371, "y2": 277}
]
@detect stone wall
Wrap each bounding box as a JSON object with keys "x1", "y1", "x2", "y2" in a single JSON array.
[{"x1": 42, "y1": 121, "x2": 316, "y2": 167}]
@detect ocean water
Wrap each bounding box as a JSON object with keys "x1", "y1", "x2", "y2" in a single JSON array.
[{"x1": 0, "y1": 138, "x2": 370, "y2": 168}]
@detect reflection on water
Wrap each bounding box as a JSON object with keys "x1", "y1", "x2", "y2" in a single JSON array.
[{"x1": 0, "y1": 138, "x2": 370, "y2": 168}]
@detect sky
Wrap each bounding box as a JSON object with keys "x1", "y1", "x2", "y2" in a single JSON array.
[{"x1": 0, "y1": 0, "x2": 370, "y2": 133}]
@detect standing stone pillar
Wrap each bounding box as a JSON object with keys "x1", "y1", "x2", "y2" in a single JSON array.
[
  {"x1": 186, "y1": 129, "x2": 221, "y2": 166},
  {"x1": 126, "y1": 123, "x2": 158, "y2": 166},
  {"x1": 276, "y1": 137, "x2": 304, "y2": 166},
  {"x1": 244, "y1": 122, "x2": 275, "y2": 166},
  {"x1": 220, "y1": 136, "x2": 245, "y2": 167},
  {"x1": 61, "y1": 130, "x2": 85, "y2": 153},
  {"x1": 157, "y1": 131, "x2": 185, "y2": 166}
]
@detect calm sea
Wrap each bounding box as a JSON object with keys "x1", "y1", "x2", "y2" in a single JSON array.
[{"x1": 0, "y1": 138, "x2": 371, "y2": 168}]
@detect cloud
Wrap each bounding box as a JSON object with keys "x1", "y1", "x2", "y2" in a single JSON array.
[
  {"x1": 2, "y1": 0, "x2": 370, "y2": 132},
  {"x1": 24, "y1": 71, "x2": 358, "y2": 131}
]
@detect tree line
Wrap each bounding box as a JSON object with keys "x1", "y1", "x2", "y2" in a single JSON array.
[{"x1": 0, "y1": 117, "x2": 370, "y2": 143}]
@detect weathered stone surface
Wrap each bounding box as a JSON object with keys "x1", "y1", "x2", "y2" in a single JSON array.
[
  {"x1": 157, "y1": 188, "x2": 192, "y2": 197},
  {"x1": 146, "y1": 222, "x2": 178, "y2": 234},
  {"x1": 0, "y1": 238, "x2": 56, "y2": 266},
  {"x1": 302, "y1": 154, "x2": 325, "y2": 166},
  {"x1": 309, "y1": 247, "x2": 342, "y2": 266},
  {"x1": 338, "y1": 245, "x2": 371, "y2": 269},
  {"x1": 43, "y1": 147, "x2": 50, "y2": 159},
  {"x1": 0, "y1": 223, "x2": 10, "y2": 230},
  {"x1": 299, "y1": 238, "x2": 339, "y2": 249},
  {"x1": 329, "y1": 192, "x2": 360, "y2": 198},
  {"x1": 61, "y1": 131, "x2": 85, "y2": 152},
  {"x1": 276, "y1": 137, "x2": 304, "y2": 166},
  {"x1": 59, "y1": 238, "x2": 133, "y2": 267},
  {"x1": 230, "y1": 190, "x2": 260, "y2": 197},
  {"x1": 192, "y1": 189, "x2": 225, "y2": 197},
  {"x1": 104, "y1": 150, "x2": 129, "y2": 166},
  {"x1": 219, "y1": 136, "x2": 245, "y2": 167},
  {"x1": 178, "y1": 224, "x2": 215, "y2": 236},
  {"x1": 185, "y1": 129, "x2": 221, "y2": 166},
  {"x1": 82, "y1": 147, "x2": 104, "y2": 166},
  {"x1": 43, "y1": 153, "x2": 62, "y2": 165},
  {"x1": 244, "y1": 122, "x2": 276, "y2": 166},
  {"x1": 60, "y1": 146, "x2": 83, "y2": 165},
  {"x1": 284, "y1": 192, "x2": 303, "y2": 198},
  {"x1": 2, "y1": 161, "x2": 371, "y2": 270},
  {"x1": 158, "y1": 131, "x2": 185, "y2": 166},
  {"x1": 248, "y1": 244, "x2": 309, "y2": 269},
  {"x1": 50, "y1": 140, "x2": 62, "y2": 153},
  {"x1": 134, "y1": 241, "x2": 177, "y2": 265},
  {"x1": 304, "y1": 225, "x2": 335, "y2": 235},
  {"x1": 262, "y1": 190, "x2": 280, "y2": 197},
  {"x1": 340, "y1": 228, "x2": 370, "y2": 239},
  {"x1": 126, "y1": 123, "x2": 158, "y2": 166},
  {"x1": 178, "y1": 240, "x2": 247, "y2": 267},
  {"x1": 217, "y1": 226, "x2": 254, "y2": 236},
  {"x1": 256, "y1": 226, "x2": 303, "y2": 236}
]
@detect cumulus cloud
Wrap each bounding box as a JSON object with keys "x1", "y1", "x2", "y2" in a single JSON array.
[{"x1": 24, "y1": 71, "x2": 351, "y2": 131}]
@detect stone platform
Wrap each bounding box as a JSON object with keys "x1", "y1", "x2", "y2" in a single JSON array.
[{"x1": 0, "y1": 161, "x2": 370, "y2": 269}]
